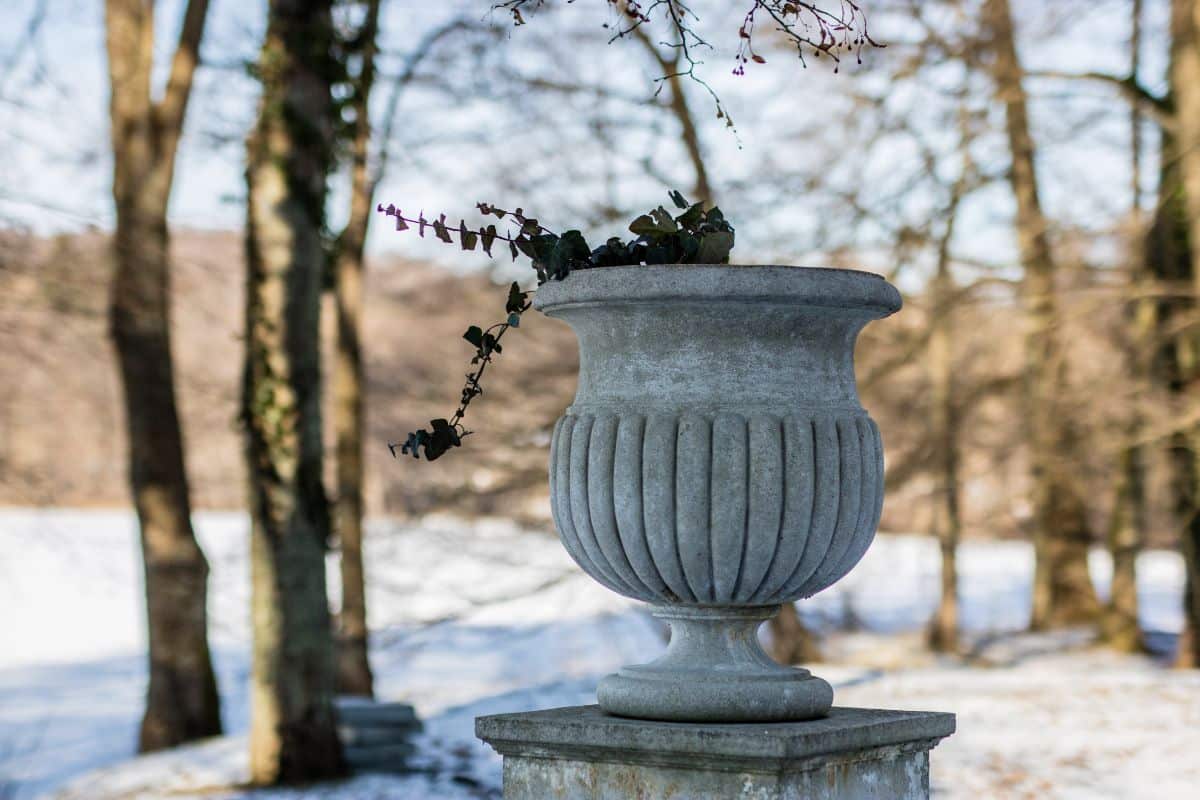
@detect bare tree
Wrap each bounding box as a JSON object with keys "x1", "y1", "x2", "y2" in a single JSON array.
[
  {"x1": 769, "y1": 602, "x2": 821, "y2": 664},
  {"x1": 329, "y1": 11, "x2": 481, "y2": 697},
  {"x1": 1162, "y1": 0, "x2": 1200, "y2": 667},
  {"x1": 983, "y1": 0, "x2": 1100, "y2": 629},
  {"x1": 628, "y1": 22, "x2": 713, "y2": 207},
  {"x1": 103, "y1": 0, "x2": 220, "y2": 752},
  {"x1": 243, "y1": 0, "x2": 344, "y2": 782},
  {"x1": 927, "y1": 120, "x2": 969, "y2": 653},
  {"x1": 331, "y1": 0, "x2": 382, "y2": 700},
  {"x1": 1101, "y1": 0, "x2": 1149, "y2": 654}
]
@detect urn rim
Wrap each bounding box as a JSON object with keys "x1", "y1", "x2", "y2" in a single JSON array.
[{"x1": 532, "y1": 264, "x2": 902, "y2": 317}]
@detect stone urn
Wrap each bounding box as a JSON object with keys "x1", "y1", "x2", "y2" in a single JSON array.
[{"x1": 534, "y1": 265, "x2": 901, "y2": 723}]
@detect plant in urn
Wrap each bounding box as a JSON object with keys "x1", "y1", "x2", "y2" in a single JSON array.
[{"x1": 383, "y1": 193, "x2": 901, "y2": 722}]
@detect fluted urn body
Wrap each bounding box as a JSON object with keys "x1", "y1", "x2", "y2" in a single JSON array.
[{"x1": 535, "y1": 265, "x2": 901, "y2": 722}]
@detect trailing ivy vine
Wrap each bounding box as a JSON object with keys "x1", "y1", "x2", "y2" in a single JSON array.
[{"x1": 381, "y1": 190, "x2": 735, "y2": 461}]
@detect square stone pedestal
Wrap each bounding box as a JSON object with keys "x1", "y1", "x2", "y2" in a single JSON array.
[{"x1": 477, "y1": 705, "x2": 955, "y2": 799}]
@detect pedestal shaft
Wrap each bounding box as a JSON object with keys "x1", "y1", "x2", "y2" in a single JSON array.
[{"x1": 597, "y1": 605, "x2": 832, "y2": 722}]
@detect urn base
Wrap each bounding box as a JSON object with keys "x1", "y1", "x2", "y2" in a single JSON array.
[{"x1": 597, "y1": 605, "x2": 833, "y2": 723}]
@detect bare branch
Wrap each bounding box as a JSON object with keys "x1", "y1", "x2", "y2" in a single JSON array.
[
  {"x1": 1025, "y1": 69, "x2": 1174, "y2": 131},
  {"x1": 371, "y1": 18, "x2": 479, "y2": 192},
  {"x1": 154, "y1": 0, "x2": 211, "y2": 151}
]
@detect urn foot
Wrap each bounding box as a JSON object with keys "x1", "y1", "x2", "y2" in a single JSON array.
[{"x1": 597, "y1": 605, "x2": 833, "y2": 723}]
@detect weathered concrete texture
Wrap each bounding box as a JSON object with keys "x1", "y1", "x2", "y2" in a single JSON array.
[
  {"x1": 477, "y1": 705, "x2": 955, "y2": 800},
  {"x1": 534, "y1": 265, "x2": 903, "y2": 722},
  {"x1": 597, "y1": 606, "x2": 834, "y2": 722}
]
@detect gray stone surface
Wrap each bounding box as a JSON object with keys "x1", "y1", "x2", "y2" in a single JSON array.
[
  {"x1": 477, "y1": 704, "x2": 955, "y2": 799},
  {"x1": 333, "y1": 698, "x2": 420, "y2": 729},
  {"x1": 333, "y1": 697, "x2": 422, "y2": 774},
  {"x1": 597, "y1": 605, "x2": 833, "y2": 722},
  {"x1": 533, "y1": 266, "x2": 902, "y2": 722}
]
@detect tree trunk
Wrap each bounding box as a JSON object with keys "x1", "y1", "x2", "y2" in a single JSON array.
[
  {"x1": 984, "y1": 0, "x2": 1101, "y2": 630},
  {"x1": 927, "y1": 261, "x2": 961, "y2": 653},
  {"x1": 1102, "y1": 1, "x2": 1148, "y2": 654},
  {"x1": 1166, "y1": 0, "x2": 1200, "y2": 668},
  {"x1": 629, "y1": 25, "x2": 713, "y2": 208},
  {"x1": 769, "y1": 603, "x2": 821, "y2": 665},
  {"x1": 1102, "y1": 442, "x2": 1146, "y2": 651},
  {"x1": 332, "y1": 0, "x2": 381, "y2": 699},
  {"x1": 104, "y1": 0, "x2": 220, "y2": 752},
  {"x1": 243, "y1": 0, "x2": 344, "y2": 783}
]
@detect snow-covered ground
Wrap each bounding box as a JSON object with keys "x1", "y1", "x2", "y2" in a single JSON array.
[{"x1": 0, "y1": 508, "x2": 1195, "y2": 799}]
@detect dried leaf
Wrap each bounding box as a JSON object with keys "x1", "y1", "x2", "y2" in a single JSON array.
[{"x1": 459, "y1": 220, "x2": 477, "y2": 250}]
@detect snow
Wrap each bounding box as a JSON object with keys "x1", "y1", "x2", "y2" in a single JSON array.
[{"x1": 0, "y1": 508, "x2": 1195, "y2": 799}]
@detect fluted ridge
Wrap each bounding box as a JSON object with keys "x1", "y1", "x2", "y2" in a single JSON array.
[{"x1": 548, "y1": 410, "x2": 884, "y2": 605}]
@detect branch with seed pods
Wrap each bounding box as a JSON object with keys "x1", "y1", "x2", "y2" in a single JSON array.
[{"x1": 493, "y1": 1, "x2": 882, "y2": 130}]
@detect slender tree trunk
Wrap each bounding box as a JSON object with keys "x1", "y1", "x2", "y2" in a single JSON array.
[
  {"x1": 637, "y1": 22, "x2": 807, "y2": 655},
  {"x1": 243, "y1": 0, "x2": 343, "y2": 783},
  {"x1": 635, "y1": 15, "x2": 813, "y2": 653},
  {"x1": 661, "y1": 67, "x2": 713, "y2": 208},
  {"x1": 926, "y1": 114, "x2": 971, "y2": 653},
  {"x1": 1166, "y1": 0, "x2": 1200, "y2": 668},
  {"x1": 104, "y1": 0, "x2": 220, "y2": 752},
  {"x1": 1103, "y1": 442, "x2": 1147, "y2": 651},
  {"x1": 629, "y1": 25, "x2": 713, "y2": 207},
  {"x1": 332, "y1": 0, "x2": 381, "y2": 699},
  {"x1": 769, "y1": 603, "x2": 821, "y2": 664},
  {"x1": 984, "y1": 0, "x2": 1100, "y2": 629},
  {"x1": 927, "y1": 252, "x2": 961, "y2": 653},
  {"x1": 1151, "y1": 116, "x2": 1197, "y2": 663},
  {"x1": 1102, "y1": 1, "x2": 1148, "y2": 653}
]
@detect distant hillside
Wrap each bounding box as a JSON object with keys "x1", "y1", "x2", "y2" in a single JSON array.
[
  {"x1": 0, "y1": 228, "x2": 1175, "y2": 541},
  {"x1": 0, "y1": 229, "x2": 577, "y2": 525}
]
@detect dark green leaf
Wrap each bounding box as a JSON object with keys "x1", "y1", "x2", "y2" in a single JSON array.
[
  {"x1": 695, "y1": 231, "x2": 735, "y2": 264},
  {"x1": 559, "y1": 230, "x2": 591, "y2": 262},
  {"x1": 630, "y1": 206, "x2": 678, "y2": 237},
  {"x1": 505, "y1": 282, "x2": 527, "y2": 313},
  {"x1": 513, "y1": 235, "x2": 537, "y2": 260},
  {"x1": 463, "y1": 325, "x2": 484, "y2": 348},
  {"x1": 669, "y1": 189, "x2": 689, "y2": 209},
  {"x1": 675, "y1": 202, "x2": 704, "y2": 231}
]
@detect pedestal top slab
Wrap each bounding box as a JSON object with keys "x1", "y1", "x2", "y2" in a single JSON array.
[{"x1": 477, "y1": 705, "x2": 955, "y2": 769}]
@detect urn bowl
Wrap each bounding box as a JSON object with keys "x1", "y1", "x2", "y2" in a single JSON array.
[{"x1": 535, "y1": 265, "x2": 901, "y2": 722}]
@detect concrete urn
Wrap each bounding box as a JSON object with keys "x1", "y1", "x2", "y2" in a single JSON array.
[{"x1": 534, "y1": 265, "x2": 902, "y2": 723}]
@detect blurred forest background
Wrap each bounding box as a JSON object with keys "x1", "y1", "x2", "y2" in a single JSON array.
[{"x1": 2, "y1": 0, "x2": 1200, "y2": 795}]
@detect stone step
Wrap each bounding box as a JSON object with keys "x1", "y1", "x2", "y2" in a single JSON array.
[
  {"x1": 333, "y1": 697, "x2": 423, "y2": 775},
  {"x1": 334, "y1": 697, "x2": 420, "y2": 729},
  {"x1": 342, "y1": 741, "x2": 418, "y2": 774},
  {"x1": 337, "y1": 722, "x2": 421, "y2": 748}
]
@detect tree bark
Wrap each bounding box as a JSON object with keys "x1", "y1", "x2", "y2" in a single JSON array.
[
  {"x1": 332, "y1": 0, "x2": 381, "y2": 699},
  {"x1": 769, "y1": 603, "x2": 821, "y2": 665},
  {"x1": 927, "y1": 232, "x2": 962, "y2": 653},
  {"x1": 243, "y1": 0, "x2": 344, "y2": 783},
  {"x1": 1103, "y1": 442, "x2": 1147, "y2": 651},
  {"x1": 1102, "y1": 0, "x2": 1148, "y2": 654},
  {"x1": 1166, "y1": 0, "x2": 1200, "y2": 668},
  {"x1": 1152, "y1": 112, "x2": 1198, "y2": 663},
  {"x1": 629, "y1": 25, "x2": 714, "y2": 208},
  {"x1": 104, "y1": 0, "x2": 220, "y2": 752},
  {"x1": 984, "y1": 0, "x2": 1101, "y2": 629}
]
